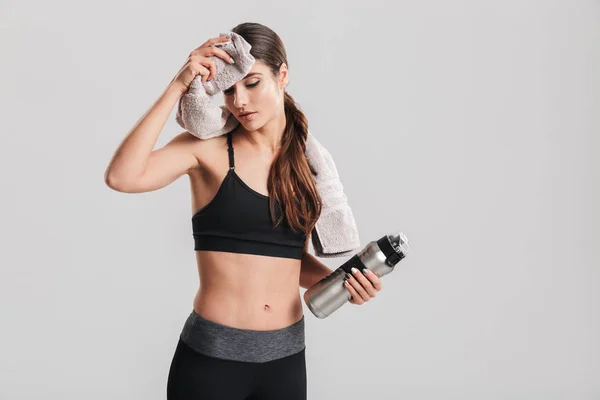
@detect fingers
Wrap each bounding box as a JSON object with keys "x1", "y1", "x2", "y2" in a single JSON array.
[
  {"x1": 192, "y1": 37, "x2": 234, "y2": 62},
  {"x1": 193, "y1": 63, "x2": 211, "y2": 83},
  {"x1": 362, "y1": 268, "x2": 382, "y2": 291},
  {"x1": 195, "y1": 60, "x2": 214, "y2": 82},
  {"x1": 344, "y1": 278, "x2": 364, "y2": 305},
  {"x1": 189, "y1": 47, "x2": 235, "y2": 82},
  {"x1": 174, "y1": 37, "x2": 234, "y2": 92},
  {"x1": 199, "y1": 35, "x2": 231, "y2": 49},
  {"x1": 344, "y1": 271, "x2": 370, "y2": 303},
  {"x1": 208, "y1": 47, "x2": 236, "y2": 65},
  {"x1": 344, "y1": 267, "x2": 383, "y2": 306},
  {"x1": 350, "y1": 267, "x2": 379, "y2": 298}
]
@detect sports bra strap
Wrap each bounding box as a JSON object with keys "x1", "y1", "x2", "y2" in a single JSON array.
[{"x1": 227, "y1": 132, "x2": 235, "y2": 170}]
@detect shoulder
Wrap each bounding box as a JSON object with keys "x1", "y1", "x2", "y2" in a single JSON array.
[{"x1": 178, "y1": 131, "x2": 229, "y2": 171}]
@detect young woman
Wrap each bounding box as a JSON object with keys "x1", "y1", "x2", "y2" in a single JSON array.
[{"x1": 105, "y1": 22, "x2": 382, "y2": 400}]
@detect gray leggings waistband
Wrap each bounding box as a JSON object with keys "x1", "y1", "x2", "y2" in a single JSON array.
[{"x1": 180, "y1": 309, "x2": 306, "y2": 363}]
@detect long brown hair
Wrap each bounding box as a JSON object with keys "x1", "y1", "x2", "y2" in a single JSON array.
[{"x1": 231, "y1": 22, "x2": 322, "y2": 237}]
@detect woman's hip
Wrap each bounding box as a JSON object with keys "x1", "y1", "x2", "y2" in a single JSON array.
[{"x1": 179, "y1": 308, "x2": 306, "y2": 363}]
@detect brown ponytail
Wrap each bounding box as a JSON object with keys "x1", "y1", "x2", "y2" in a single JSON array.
[{"x1": 266, "y1": 91, "x2": 322, "y2": 236}]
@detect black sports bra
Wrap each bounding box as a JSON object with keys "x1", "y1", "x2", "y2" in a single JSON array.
[{"x1": 191, "y1": 131, "x2": 307, "y2": 260}]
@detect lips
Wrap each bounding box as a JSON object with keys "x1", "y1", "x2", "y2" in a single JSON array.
[{"x1": 239, "y1": 112, "x2": 257, "y2": 121}]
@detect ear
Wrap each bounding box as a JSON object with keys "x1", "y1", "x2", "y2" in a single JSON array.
[{"x1": 279, "y1": 63, "x2": 289, "y2": 89}]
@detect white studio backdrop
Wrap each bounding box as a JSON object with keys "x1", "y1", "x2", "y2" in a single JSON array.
[{"x1": 0, "y1": 0, "x2": 598, "y2": 399}]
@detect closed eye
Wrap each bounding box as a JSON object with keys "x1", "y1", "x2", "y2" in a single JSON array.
[{"x1": 223, "y1": 81, "x2": 260, "y2": 96}]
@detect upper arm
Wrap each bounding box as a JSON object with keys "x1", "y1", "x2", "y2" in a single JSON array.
[{"x1": 108, "y1": 131, "x2": 200, "y2": 193}]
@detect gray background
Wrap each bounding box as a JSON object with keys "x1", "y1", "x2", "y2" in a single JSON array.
[{"x1": 1, "y1": 0, "x2": 598, "y2": 399}]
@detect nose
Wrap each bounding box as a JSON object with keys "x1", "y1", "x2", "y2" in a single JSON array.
[{"x1": 232, "y1": 90, "x2": 248, "y2": 110}]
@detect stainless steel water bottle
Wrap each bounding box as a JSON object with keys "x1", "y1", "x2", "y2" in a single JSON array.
[{"x1": 304, "y1": 231, "x2": 409, "y2": 318}]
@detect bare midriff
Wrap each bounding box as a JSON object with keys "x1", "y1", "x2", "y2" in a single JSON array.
[{"x1": 192, "y1": 250, "x2": 304, "y2": 331}]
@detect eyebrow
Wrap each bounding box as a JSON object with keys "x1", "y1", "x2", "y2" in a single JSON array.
[
  {"x1": 243, "y1": 72, "x2": 263, "y2": 79},
  {"x1": 224, "y1": 72, "x2": 263, "y2": 92}
]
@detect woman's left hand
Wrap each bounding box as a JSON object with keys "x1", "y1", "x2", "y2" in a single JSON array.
[{"x1": 344, "y1": 267, "x2": 382, "y2": 305}]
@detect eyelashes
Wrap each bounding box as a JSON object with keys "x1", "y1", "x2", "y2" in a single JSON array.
[{"x1": 223, "y1": 81, "x2": 260, "y2": 96}]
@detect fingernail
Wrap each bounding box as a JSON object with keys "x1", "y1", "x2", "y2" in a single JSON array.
[
  {"x1": 345, "y1": 272, "x2": 352, "y2": 280},
  {"x1": 230, "y1": 57, "x2": 235, "y2": 64},
  {"x1": 351, "y1": 267, "x2": 359, "y2": 274},
  {"x1": 362, "y1": 268, "x2": 370, "y2": 275}
]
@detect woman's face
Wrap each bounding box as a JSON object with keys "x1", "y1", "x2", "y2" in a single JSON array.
[{"x1": 223, "y1": 61, "x2": 288, "y2": 129}]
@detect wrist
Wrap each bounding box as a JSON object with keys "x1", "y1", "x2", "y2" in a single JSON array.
[{"x1": 166, "y1": 82, "x2": 186, "y2": 97}]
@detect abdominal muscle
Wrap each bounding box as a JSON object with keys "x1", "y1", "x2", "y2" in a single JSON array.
[{"x1": 192, "y1": 250, "x2": 304, "y2": 331}]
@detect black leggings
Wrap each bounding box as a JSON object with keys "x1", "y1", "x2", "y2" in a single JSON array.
[{"x1": 167, "y1": 337, "x2": 307, "y2": 399}]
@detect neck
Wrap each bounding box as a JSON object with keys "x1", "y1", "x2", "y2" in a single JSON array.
[{"x1": 240, "y1": 109, "x2": 287, "y2": 155}]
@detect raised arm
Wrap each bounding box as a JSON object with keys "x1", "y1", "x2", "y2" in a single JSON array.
[
  {"x1": 105, "y1": 34, "x2": 235, "y2": 193},
  {"x1": 104, "y1": 84, "x2": 197, "y2": 193}
]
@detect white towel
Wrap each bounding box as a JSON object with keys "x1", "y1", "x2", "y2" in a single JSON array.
[
  {"x1": 305, "y1": 131, "x2": 360, "y2": 257},
  {"x1": 176, "y1": 31, "x2": 255, "y2": 139}
]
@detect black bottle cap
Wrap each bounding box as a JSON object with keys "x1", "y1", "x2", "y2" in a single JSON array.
[{"x1": 377, "y1": 232, "x2": 408, "y2": 267}]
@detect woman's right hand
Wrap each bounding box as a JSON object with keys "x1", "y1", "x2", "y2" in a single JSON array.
[{"x1": 170, "y1": 35, "x2": 236, "y2": 94}]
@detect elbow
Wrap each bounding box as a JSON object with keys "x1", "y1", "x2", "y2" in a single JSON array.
[
  {"x1": 104, "y1": 168, "x2": 121, "y2": 190},
  {"x1": 104, "y1": 171, "x2": 116, "y2": 189},
  {"x1": 104, "y1": 171, "x2": 130, "y2": 192}
]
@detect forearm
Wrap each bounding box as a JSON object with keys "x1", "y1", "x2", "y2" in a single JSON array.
[
  {"x1": 299, "y1": 251, "x2": 334, "y2": 289},
  {"x1": 105, "y1": 83, "x2": 184, "y2": 185}
]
